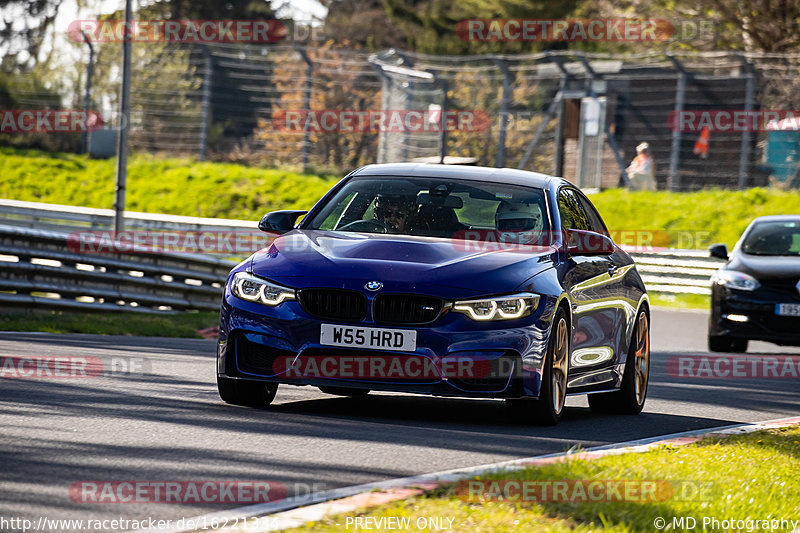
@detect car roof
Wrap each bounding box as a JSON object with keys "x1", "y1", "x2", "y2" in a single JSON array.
[
  {"x1": 350, "y1": 163, "x2": 566, "y2": 191},
  {"x1": 750, "y1": 215, "x2": 800, "y2": 224}
]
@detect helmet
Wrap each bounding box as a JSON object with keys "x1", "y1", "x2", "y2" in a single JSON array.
[{"x1": 495, "y1": 201, "x2": 544, "y2": 232}]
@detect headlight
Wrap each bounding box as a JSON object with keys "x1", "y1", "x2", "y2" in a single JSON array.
[
  {"x1": 231, "y1": 272, "x2": 295, "y2": 305},
  {"x1": 452, "y1": 293, "x2": 540, "y2": 321},
  {"x1": 711, "y1": 270, "x2": 760, "y2": 291}
]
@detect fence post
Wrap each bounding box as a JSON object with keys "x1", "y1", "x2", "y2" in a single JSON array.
[
  {"x1": 667, "y1": 54, "x2": 686, "y2": 192},
  {"x1": 80, "y1": 31, "x2": 94, "y2": 155},
  {"x1": 422, "y1": 69, "x2": 449, "y2": 164},
  {"x1": 113, "y1": 0, "x2": 133, "y2": 233},
  {"x1": 436, "y1": 77, "x2": 449, "y2": 164},
  {"x1": 493, "y1": 58, "x2": 513, "y2": 167},
  {"x1": 736, "y1": 53, "x2": 755, "y2": 190},
  {"x1": 296, "y1": 47, "x2": 313, "y2": 173},
  {"x1": 199, "y1": 45, "x2": 213, "y2": 161}
]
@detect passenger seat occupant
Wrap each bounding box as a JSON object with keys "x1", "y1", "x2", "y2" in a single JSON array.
[{"x1": 495, "y1": 201, "x2": 544, "y2": 232}]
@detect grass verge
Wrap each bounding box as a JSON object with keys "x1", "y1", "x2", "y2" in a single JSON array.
[
  {"x1": 4, "y1": 148, "x2": 800, "y2": 249},
  {"x1": 0, "y1": 147, "x2": 337, "y2": 220},
  {"x1": 282, "y1": 427, "x2": 800, "y2": 533},
  {"x1": 648, "y1": 292, "x2": 709, "y2": 310},
  {"x1": 588, "y1": 187, "x2": 800, "y2": 250},
  {"x1": 0, "y1": 310, "x2": 219, "y2": 337}
]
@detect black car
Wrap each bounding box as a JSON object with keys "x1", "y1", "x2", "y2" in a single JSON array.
[{"x1": 708, "y1": 215, "x2": 800, "y2": 352}]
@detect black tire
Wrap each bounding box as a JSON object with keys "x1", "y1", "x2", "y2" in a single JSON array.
[
  {"x1": 217, "y1": 376, "x2": 278, "y2": 408},
  {"x1": 507, "y1": 308, "x2": 569, "y2": 426},
  {"x1": 589, "y1": 308, "x2": 650, "y2": 415},
  {"x1": 318, "y1": 386, "x2": 370, "y2": 398},
  {"x1": 708, "y1": 335, "x2": 748, "y2": 353}
]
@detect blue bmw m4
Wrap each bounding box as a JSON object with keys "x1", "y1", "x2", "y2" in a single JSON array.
[{"x1": 217, "y1": 164, "x2": 650, "y2": 425}]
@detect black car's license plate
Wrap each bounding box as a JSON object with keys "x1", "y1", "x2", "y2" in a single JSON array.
[{"x1": 775, "y1": 303, "x2": 800, "y2": 316}]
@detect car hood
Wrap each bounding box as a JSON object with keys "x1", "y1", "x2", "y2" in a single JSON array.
[
  {"x1": 730, "y1": 252, "x2": 800, "y2": 280},
  {"x1": 248, "y1": 230, "x2": 555, "y2": 297}
]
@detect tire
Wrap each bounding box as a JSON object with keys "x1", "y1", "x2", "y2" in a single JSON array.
[
  {"x1": 217, "y1": 376, "x2": 278, "y2": 408},
  {"x1": 708, "y1": 335, "x2": 748, "y2": 353},
  {"x1": 589, "y1": 308, "x2": 650, "y2": 415},
  {"x1": 507, "y1": 308, "x2": 569, "y2": 426},
  {"x1": 318, "y1": 386, "x2": 370, "y2": 398}
]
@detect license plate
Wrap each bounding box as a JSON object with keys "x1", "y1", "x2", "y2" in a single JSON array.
[
  {"x1": 775, "y1": 303, "x2": 800, "y2": 316},
  {"x1": 320, "y1": 324, "x2": 417, "y2": 352}
]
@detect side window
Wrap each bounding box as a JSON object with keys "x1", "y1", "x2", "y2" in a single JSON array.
[
  {"x1": 575, "y1": 191, "x2": 609, "y2": 235},
  {"x1": 557, "y1": 188, "x2": 590, "y2": 231}
]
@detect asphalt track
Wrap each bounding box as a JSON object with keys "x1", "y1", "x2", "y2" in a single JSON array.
[{"x1": 1, "y1": 308, "x2": 798, "y2": 531}]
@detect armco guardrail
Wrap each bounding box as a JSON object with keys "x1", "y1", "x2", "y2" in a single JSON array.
[
  {"x1": 629, "y1": 249, "x2": 724, "y2": 295},
  {"x1": 0, "y1": 200, "x2": 724, "y2": 304},
  {"x1": 0, "y1": 224, "x2": 237, "y2": 313},
  {"x1": 0, "y1": 198, "x2": 257, "y2": 233}
]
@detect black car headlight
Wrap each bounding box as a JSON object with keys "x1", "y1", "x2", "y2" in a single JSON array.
[
  {"x1": 231, "y1": 272, "x2": 295, "y2": 306},
  {"x1": 452, "y1": 293, "x2": 540, "y2": 321},
  {"x1": 711, "y1": 270, "x2": 760, "y2": 291}
]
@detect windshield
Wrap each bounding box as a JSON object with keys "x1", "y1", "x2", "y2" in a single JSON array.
[
  {"x1": 304, "y1": 176, "x2": 552, "y2": 245},
  {"x1": 741, "y1": 220, "x2": 800, "y2": 256}
]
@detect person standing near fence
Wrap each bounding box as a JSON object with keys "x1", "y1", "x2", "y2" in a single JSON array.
[{"x1": 626, "y1": 142, "x2": 656, "y2": 191}]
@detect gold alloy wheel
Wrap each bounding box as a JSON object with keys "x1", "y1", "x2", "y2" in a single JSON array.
[
  {"x1": 551, "y1": 317, "x2": 569, "y2": 415},
  {"x1": 634, "y1": 311, "x2": 650, "y2": 405}
]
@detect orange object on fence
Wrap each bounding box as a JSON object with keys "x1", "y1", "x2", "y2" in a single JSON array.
[{"x1": 693, "y1": 126, "x2": 709, "y2": 158}]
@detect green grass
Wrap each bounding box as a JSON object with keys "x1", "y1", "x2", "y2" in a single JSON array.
[
  {"x1": 0, "y1": 310, "x2": 219, "y2": 337},
  {"x1": 648, "y1": 292, "x2": 709, "y2": 310},
  {"x1": 280, "y1": 427, "x2": 800, "y2": 533},
  {"x1": 588, "y1": 188, "x2": 800, "y2": 250},
  {"x1": 0, "y1": 147, "x2": 338, "y2": 220},
  {"x1": 3, "y1": 148, "x2": 800, "y2": 248}
]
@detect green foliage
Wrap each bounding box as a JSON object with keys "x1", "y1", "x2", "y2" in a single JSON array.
[
  {"x1": 0, "y1": 72, "x2": 79, "y2": 153},
  {"x1": 0, "y1": 147, "x2": 338, "y2": 220},
  {"x1": 381, "y1": 0, "x2": 580, "y2": 54},
  {"x1": 4, "y1": 148, "x2": 800, "y2": 249},
  {"x1": 280, "y1": 427, "x2": 800, "y2": 532},
  {"x1": 588, "y1": 187, "x2": 800, "y2": 249}
]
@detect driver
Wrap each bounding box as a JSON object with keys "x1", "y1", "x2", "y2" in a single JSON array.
[
  {"x1": 495, "y1": 201, "x2": 545, "y2": 244},
  {"x1": 373, "y1": 194, "x2": 414, "y2": 233}
]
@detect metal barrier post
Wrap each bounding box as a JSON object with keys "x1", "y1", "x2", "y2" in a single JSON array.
[{"x1": 667, "y1": 54, "x2": 686, "y2": 192}]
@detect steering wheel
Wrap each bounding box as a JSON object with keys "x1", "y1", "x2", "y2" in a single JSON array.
[{"x1": 338, "y1": 219, "x2": 393, "y2": 233}]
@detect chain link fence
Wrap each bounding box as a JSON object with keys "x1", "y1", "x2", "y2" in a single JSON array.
[{"x1": 4, "y1": 42, "x2": 800, "y2": 190}]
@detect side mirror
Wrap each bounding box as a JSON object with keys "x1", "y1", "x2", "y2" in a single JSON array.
[
  {"x1": 565, "y1": 229, "x2": 616, "y2": 256},
  {"x1": 708, "y1": 243, "x2": 729, "y2": 260},
  {"x1": 258, "y1": 210, "x2": 308, "y2": 234}
]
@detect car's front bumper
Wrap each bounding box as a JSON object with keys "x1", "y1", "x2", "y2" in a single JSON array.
[
  {"x1": 710, "y1": 285, "x2": 800, "y2": 346},
  {"x1": 217, "y1": 290, "x2": 557, "y2": 399}
]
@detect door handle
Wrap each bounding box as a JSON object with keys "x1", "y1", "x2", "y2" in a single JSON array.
[{"x1": 608, "y1": 264, "x2": 619, "y2": 277}]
